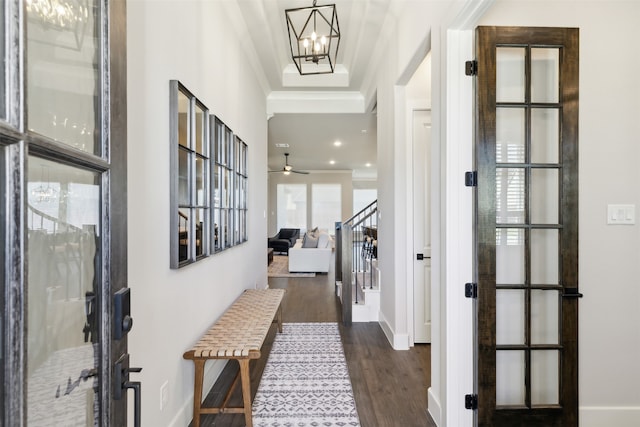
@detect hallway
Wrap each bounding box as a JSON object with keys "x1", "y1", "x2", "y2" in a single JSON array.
[{"x1": 192, "y1": 263, "x2": 435, "y2": 426}]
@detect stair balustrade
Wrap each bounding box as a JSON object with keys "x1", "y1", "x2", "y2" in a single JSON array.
[{"x1": 335, "y1": 200, "x2": 377, "y2": 326}]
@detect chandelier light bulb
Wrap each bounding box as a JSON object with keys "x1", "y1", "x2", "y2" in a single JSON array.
[
  {"x1": 314, "y1": 42, "x2": 320, "y2": 52},
  {"x1": 321, "y1": 35, "x2": 327, "y2": 45},
  {"x1": 303, "y1": 39, "x2": 309, "y2": 48},
  {"x1": 311, "y1": 31, "x2": 317, "y2": 41}
]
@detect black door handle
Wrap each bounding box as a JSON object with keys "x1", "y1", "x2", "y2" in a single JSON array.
[
  {"x1": 114, "y1": 354, "x2": 142, "y2": 427},
  {"x1": 561, "y1": 287, "x2": 583, "y2": 298}
]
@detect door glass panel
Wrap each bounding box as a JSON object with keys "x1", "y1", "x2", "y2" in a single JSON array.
[
  {"x1": 26, "y1": 0, "x2": 100, "y2": 155},
  {"x1": 531, "y1": 108, "x2": 559, "y2": 164},
  {"x1": 496, "y1": 47, "x2": 525, "y2": 103},
  {"x1": 496, "y1": 108, "x2": 525, "y2": 163},
  {"x1": 531, "y1": 350, "x2": 560, "y2": 405},
  {"x1": 0, "y1": 4, "x2": 5, "y2": 120},
  {"x1": 0, "y1": 147, "x2": 5, "y2": 418},
  {"x1": 27, "y1": 156, "x2": 100, "y2": 426},
  {"x1": 496, "y1": 350, "x2": 525, "y2": 406},
  {"x1": 496, "y1": 228, "x2": 524, "y2": 284},
  {"x1": 531, "y1": 229, "x2": 559, "y2": 284},
  {"x1": 531, "y1": 290, "x2": 559, "y2": 345},
  {"x1": 496, "y1": 168, "x2": 525, "y2": 224},
  {"x1": 496, "y1": 290, "x2": 525, "y2": 345},
  {"x1": 530, "y1": 169, "x2": 559, "y2": 224},
  {"x1": 531, "y1": 48, "x2": 559, "y2": 103}
]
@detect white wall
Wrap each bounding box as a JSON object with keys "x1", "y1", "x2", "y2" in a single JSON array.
[{"x1": 126, "y1": 2, "x2": 268, "y2": 426}]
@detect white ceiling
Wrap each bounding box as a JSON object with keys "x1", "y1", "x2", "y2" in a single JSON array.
[{"x1": 230, "y1": 0, "x2": 397, "y2": 179}]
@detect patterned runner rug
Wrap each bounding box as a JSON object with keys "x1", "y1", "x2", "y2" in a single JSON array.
[{"x1": 252, "y1": 322, "x2": 361, "y2": 426}]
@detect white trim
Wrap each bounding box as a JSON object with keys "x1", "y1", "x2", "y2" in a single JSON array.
[
  {"x1": 428, "y1": 387, "x2": 443, "y2": 426},
  {"x1": 443, "y1": 27, "x2": 475, "y2": 427},
  {"x1": 266, "y1": 91, "x2": 365, "y2": 115},
  {"x1": 580, "y1": 407, "x2": 640, "y2": 427},
  {"x1": 378, "y1": 312, "x2": 410, "y2": 350}
]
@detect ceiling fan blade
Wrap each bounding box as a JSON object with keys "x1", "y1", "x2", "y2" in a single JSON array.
[{"x1": 292, "y1": 170, "x2": 310, "y2": 175}]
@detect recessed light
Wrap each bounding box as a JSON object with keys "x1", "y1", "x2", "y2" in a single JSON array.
[
  {"x1": 361, "y1": 129, "x2": 367, "y2": 134},
  {"x1": 365, "y1": 163, "x2": 371, "y2": 167},
  {"x1": 333, "y1": 140, "x2": 342, "y2": 147},
  {"x1": 329, "y1": 160, "x2": 336, "y2": 165}
]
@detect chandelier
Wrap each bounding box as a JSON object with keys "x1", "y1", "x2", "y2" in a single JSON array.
[{"x1": 285, "y1": 1, "x2": 340, "y2": 75}]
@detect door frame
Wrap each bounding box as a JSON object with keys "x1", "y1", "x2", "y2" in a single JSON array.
[{"x1": 1, "y1": 0, "x2": 128, "y2": 424}]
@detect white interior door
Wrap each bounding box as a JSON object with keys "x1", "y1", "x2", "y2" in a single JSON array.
[{"x1": 413, "y1": 109, "x2": 432, "y2": 343}]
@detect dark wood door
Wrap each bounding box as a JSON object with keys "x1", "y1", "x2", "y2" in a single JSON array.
[
  {"x1": 1, "y1": 1, "x2": 130, "y2": 425},
  {"x1": 473, "y1": 26, "x2": 579, "y2": 427}
]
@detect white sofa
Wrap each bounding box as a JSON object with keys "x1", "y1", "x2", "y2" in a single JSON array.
[{"x1": 288, "y1": 232, "x2": 333, "y2": 273}]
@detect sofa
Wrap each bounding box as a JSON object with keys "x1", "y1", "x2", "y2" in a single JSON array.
[
  {"x1": 268, "y1": 228, "x2": 300, "y2": 254},
  {"x1": 288, "y1": 230, "x2": 333, "y2": 273}
]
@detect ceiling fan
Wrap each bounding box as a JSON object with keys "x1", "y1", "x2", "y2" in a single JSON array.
[{"x1": 269, "y1": 153, "x2": 309, "y2": 175}]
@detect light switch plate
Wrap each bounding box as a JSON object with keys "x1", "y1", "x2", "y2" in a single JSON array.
[{"x1": 607, "y1": 204, "x2": 635, "y2": 225}]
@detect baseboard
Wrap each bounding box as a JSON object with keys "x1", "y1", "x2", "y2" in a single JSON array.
[
  {"x1": 580, "y1": 406, "x2": 640, "y2": 427},
  {"x1": 169, "y1": 360, "x2": 228, "y2": 427},
  {"x1": 378, "y1": 313, "x2": 410, "y2": 350},
  {"x1": 428, "y1": 387, "x2": 442, "y2": 426}
]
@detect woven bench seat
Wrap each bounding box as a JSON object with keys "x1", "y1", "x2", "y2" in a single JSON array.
[{"x1": 183, "y1": 288, "x2": 285, "y2": 427}]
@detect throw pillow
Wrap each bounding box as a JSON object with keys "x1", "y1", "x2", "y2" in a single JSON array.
[
  {"x1": 317, "y1": 232, "x2": 330, "y2": 249},
  {"x1": 302, "y1": 233, "x2": 319, "y2": 248}
]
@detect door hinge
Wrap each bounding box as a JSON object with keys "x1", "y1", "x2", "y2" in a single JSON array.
[
  {"x1": 465, "y1": 171, "x2": 477, "y2": 187},
  {"x1": 465, "y1": 282, "x2": 478, "y2": 299},
  {"x1": 465, "y1": 393, "x2": 478, "y2": 410},
  {"x1": 465, "y1": 60, "x2": 478, "y2": 76}
]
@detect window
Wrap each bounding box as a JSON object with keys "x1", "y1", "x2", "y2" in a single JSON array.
[
  {"x1": 312, "y1": 183, "x2": 341, "y2": 232},
  {"x1": 353, "y1": 189, "x2": 377, "y2": 215},
  {"x1": 277, "y1": 184, "x2": 306, "y2": 230},
  {"x1": 170, "y1": 81, "x2": 210, "y2": 268}
]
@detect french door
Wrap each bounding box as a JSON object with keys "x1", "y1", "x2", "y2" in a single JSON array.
[
  {"x1": 473, "y1": 26, "x2": 579, "y2": 426},
  {"x1": 2, "y1": 1, "x2": 131, "y2": 425}
]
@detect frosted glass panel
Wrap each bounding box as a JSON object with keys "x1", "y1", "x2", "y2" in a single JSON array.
[
  {"x1": 496, "y1": 108, "x2": 525, "y2": 163},
  {"x1": 531, "y1": 229, "x2": 559, "y2": 284},
  {"x1": 496, "y1": 290, "x2": 525, "y2": 345},
  {"x1": 26, "y1": 0, "x2": 100, "y2": 154},
  {"x1": 531, "y1": 48, "x2": 559, "y2": 103},
  {"x1": 497, "y1": 47, "x2": 525, "y2": 103},
  {"x1": 531, "y1": 109, "x2": 559, "y2": 164},
  {"x1": 496, "y1": 351, "x2": 525, "y2": 406},
  {"x1": 531, "y1": 169, "x2": 559, "y2": 224},
  {"x1": 496, "y1": 228, "x2": 525, "y2": 284},
  {"x1": 531, "y1": 290, "x2": 559, "y2": 345},
  {"x1": 496, "y1": 168, "x2": 525, "y2": 224},
  {"x1": 532, "y1": 350, "x2": 560, "y2": 405}
]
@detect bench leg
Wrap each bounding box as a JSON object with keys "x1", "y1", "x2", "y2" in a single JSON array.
[
  {"x1": 277, "y1": 304, "x2": 283, "y2": 333},
  {"x1": 239, "y1": 359, "x2": 253, "y2": 427},
  {"x1": 192, "y1": 360, "x2": 206, "y2": 427}
]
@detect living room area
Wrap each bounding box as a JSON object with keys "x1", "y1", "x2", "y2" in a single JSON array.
[
  {"x1": 266, "y1": 122, "x2": 378, "y2": 277},
  {"x1": 266, "y1": 168, "x2": 377, "y2": 275}
]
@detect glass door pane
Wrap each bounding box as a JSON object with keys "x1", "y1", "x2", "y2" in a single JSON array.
[
  {"x1": 26, "y1": 0, "x2": 101, "y2": 155},
  {"x1": 27, "y1": 156, "x2": 101, "y2": 426}
]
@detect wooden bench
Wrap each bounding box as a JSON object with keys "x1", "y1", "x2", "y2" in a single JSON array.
[{"x1": 183, "y1": 288, "x2": 285, "y2": 427}]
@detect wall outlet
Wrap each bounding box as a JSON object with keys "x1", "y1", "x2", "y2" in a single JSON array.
[{"x1": 160, "y1": 380, "x2": 169, "y2": 411}]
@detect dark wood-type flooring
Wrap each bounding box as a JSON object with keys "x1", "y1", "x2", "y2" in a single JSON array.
[{"x1": 190, "y1": 257, "x2": 436, "y2": 427}]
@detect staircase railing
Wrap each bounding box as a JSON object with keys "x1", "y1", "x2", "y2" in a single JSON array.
[{"x1": 335, "y1": 199, "x2": 377, "y2": 326}]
